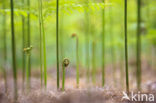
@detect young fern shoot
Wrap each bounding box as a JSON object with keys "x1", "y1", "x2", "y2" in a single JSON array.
[
  {"x1": 71, "y1": 33, "x2": 79, "y2": 88},
  {"x1": 24, "y1": 46, "x2": 33, "y2": 91},
  {"x1": 62, "y1": 58, "x2": 70, "y2": 91}
]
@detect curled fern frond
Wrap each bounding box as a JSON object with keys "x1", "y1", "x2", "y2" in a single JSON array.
[
  {"x1": 23, "y1": 45, "x2": 33, "y2": 53},
  {"x1": 71, "y1": 33, "x2": 77, "y2": 38},
  {"x1": 62, "y1": 58, "x2": 70, "y2": 67}
]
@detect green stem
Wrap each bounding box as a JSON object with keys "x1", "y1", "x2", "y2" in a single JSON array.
[
  {"x1": 120, "y1": 50, "x2": 124, "y2": 88},
  {"x1": 91, "y1": 0, "x2": 96, "y2": 85},
  {"x1": 40, "y1": 0, "x2": 47, "y2": 88},
  {"x1": 102, "y1": 0, "x2": 105, "y2": 87},
  {"x1": 92, "y1": 41, "x2": 96, "y2": 84},
  {"x1": 136, "y1": 0, "x2": 141, "y2": 91},
  {"x1": 56, "y1": 0, "x2": 60, "y2": 89},
  {"x1": 22, "y1": 0, "x2": 26, "y2": 91},
  {"x1": 61, "y1": 58, "x2": 69, "y2": 91},
  {"x1": 26, "y1": 53, "x2": 30, "y2": 91},
  {"x1": 10, "y1": 0, "x2": 18, "y2": 100},
  {"x1": 62, "y1": 65, "x2": 65, "y2": 91},
  {"x1": 109, "y1": 4, "x2": 116, "y2": 85},
  {"x1": 27, "y1": 0, "x2": 31, "y2": 81},
  {"x1": 60, "y1": 0, "x2": 64, "y2": 61},
  {"x1": 38, "y1": 0, "x2": 43, "y2": 88},
  {"x1": 124, "y1": 0, "x2": 129, "y2": 93},
  {"x1": 76, "y1": 37, "x2": 79, "y2": 88},
  {"x1": 85, "y1": 0, "x2": 90, "y2": 83},
  {"x1": 3, "y1": 1, "x2": 8, "y2": 93}
]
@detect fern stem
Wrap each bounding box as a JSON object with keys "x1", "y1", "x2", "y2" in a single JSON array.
[
  {"x1": 72, "y1": 34, "x2": 79, "y2": 88},
  {"x1": 124, "y1": 0, "x2": 129, "y2": 93},
  {"x1": 10, "y1": 0, "x2": 18, "y2": 100},
  {"x1": 3, "y1": 1, "x2": 8, "y2": 93},
  {"x1": 85, "y1": 0, "x2": 90, "y2": 83},
  {"x1": 136, "y1": 0, "x2": 141, "y2": 91},
  {"x1": 60, "y1": 0, "x2": 65, "y2": 61},
  {"x1": 38, "y1": 0, "x2": 43, "y2": 88},
  {"x1": 61, "y1": 58, "x2": 69, "y2": 91},
  {"x1": 102, "y1": 0, "x2": 105, "y2": 87},
  {"x1": 62, "y1": 64, "x2": 65, "y2": 91},
  {"x1": 26, "y1": 53, "x2": 30, "y2": 91},
  {"x1": 109, "y1": 4, "x2": 116, "y2": 85},
  {"x1": 40, "y1": 0, "x2": 47, "y2": 88},
  {"x1": 76, "y1": 37, "x2": 79, "y2": 88},
  {"x1": 56, "y1": 0, "x2": 60, "y2": 89},
  {"x1": 27, "y1": 0, "x2": 31, "y2": 86},
  {"x1": 92, "y1": 41, "x2": 96, "y2": 84},
  {"x1": 22, "y1": 0, "x2": 26, "y2": 91}
]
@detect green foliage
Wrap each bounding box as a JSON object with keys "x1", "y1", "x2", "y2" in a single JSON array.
[
  {"x1": 0, "y1": 2, "x2": 111, "y2": 20},
  {"x1": 146, "y1": 29, "x2": 156, "y2": 45}
]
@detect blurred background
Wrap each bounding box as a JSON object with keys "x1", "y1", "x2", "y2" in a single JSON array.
[{"x1": 0, "y1": 0, "x2": 156, "y2": 74}]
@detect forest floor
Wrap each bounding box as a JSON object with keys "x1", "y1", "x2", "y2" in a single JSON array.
[{"x1": 0, "y1": 60, "x2": 156, "y2": 103}]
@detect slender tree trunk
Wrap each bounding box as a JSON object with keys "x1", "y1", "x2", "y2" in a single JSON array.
[{"x1": 10, "y1": 0, "x2": 18, "y2": 100}]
